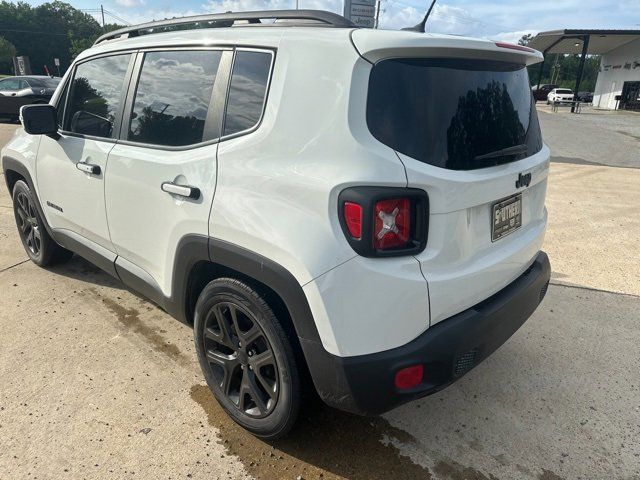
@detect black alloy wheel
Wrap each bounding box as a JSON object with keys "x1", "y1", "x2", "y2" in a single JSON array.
[
  {"x1": 194, "y1": 278, "x2": 301, "y2": 439},
  {"x1": 204, "y1": 301, "x2": 279, "y2": 418},
  {"x1": 11, "y1": 180, "x2": 73, "y2": 267},
  {"x1": 15, "y1": 189, "x2": 42, "y2": 257}
]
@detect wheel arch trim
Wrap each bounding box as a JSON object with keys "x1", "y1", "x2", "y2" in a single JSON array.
[{"x1": 1, "y1": 155, "x2": 55, "y2": 238}]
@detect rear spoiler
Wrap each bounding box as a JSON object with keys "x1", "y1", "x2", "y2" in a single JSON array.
[{"x1": 351, "y1": 30, "x2": 543, "y2": 66}]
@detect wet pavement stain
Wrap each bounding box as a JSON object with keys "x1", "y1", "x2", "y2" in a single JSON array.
[
  {"x1": 432, "y1": 459, "x2": 499, "y2": 480},
  {"x1": 190, "y1": 384, "x2": 433, "y2": 480},
  {"x1": 94, "y1": 289, "x2": 192, "y2": 367}
]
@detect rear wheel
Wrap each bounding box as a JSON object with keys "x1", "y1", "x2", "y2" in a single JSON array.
[
  {"x1": 12, "y1": 180, "x2": 72, "y2": 266},
  {"x1": 193, "y1": 278, "x2": 301, "y2": 439}
]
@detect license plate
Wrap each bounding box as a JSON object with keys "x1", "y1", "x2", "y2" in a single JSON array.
[{"x1": 492, "y1": 194, "x2": 522, "y2": 242}]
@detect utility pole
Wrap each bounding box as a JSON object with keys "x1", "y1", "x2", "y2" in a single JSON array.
[
  {"x1": 374, "y1": 0, "x2": 381, "y2": 28},
  {"x1": 100, "y1": 4, "x2": 106, "y2": 30}
]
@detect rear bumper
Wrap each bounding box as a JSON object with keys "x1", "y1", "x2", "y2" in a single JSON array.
[{"x1": 303, "y1": 251, "x2": 551, "y2": 415}]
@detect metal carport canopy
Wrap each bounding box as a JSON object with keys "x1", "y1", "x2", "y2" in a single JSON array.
[
  {"x1": 528, "y1": 29, "x2": 640, "y2": 112},
  {"x1": 529, "y1": 29, "x2": 640, "y2": 55}
]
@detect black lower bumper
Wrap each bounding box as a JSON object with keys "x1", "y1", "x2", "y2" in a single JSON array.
[{"x1": 303, "y1": 251, "x2": 551, "y2": 415}]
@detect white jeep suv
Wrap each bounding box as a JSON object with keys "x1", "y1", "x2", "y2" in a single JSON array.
[{"x1": 2, "y1": 10, "x2": 551, "y2": 438}]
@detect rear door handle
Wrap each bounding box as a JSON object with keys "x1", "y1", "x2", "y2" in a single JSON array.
[
  {"x1": 76, "y1": 162, "x2": 101, "y2": 175},
  {"x1": 161, "y1": 182, "x2": 200, "y2": 200}
]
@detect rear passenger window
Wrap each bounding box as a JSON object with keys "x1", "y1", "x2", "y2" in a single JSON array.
[
  {"x1": 128, "y1": 50, "x2": 222, "y2": 147},
  {"x1": 65, "y1": 54, "x2": 131, "y2": 139},
  {"x1": 223, "y1": 51, "x2": 272, "y2": 136}
]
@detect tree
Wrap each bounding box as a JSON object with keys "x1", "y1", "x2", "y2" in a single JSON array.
[
  {"x1": 0, "y1": 36, "x2": 16, "y2": 74},
  {"x1": 518, "y1": 34, "x2": 533, "y2": 46},
  {"x1": 0, "y1": 1, "x2": 124, "y2": 75}
]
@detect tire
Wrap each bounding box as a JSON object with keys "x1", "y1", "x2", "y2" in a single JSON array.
[
  {"x1": 194, "y1": 278, "x2": 301, "y2": 439},
  {"x1": 12, "y1": 180, "x2": 73, "y2": 267},
  {"x1": 546, "y1": 100, "x2": 550, "y2": 105}
]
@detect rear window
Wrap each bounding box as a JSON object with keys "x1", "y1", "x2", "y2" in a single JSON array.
[
  {"x1": 367, "y1": 58, "x2": 543, "y2": 170},
  {"x1": 223, "y1": 50, "x2": 272, "y2": 136}
]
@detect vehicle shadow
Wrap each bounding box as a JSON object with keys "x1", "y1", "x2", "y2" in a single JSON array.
[{"x1": 48, "y1": 253, "x2": 128, "y2": 290}]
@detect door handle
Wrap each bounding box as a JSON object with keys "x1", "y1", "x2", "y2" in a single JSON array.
[
  {"x1": 161, "y1": 182, "x2": 200, "y2": 200},
  {"x1": 76, "y1": 162, "x2": 101, "y2": 175}
]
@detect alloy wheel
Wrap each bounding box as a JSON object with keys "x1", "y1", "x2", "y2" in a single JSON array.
[
  {"x1": 15, "y1": 191, "x2": 41, "y2": 256},
  {"x1": 202, "y1": 301, "x2": 279, "y2": 418}
]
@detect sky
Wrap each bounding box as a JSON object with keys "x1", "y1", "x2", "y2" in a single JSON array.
[{"x1": 29, "y1": 0, "x2": 640, "y2": 43}]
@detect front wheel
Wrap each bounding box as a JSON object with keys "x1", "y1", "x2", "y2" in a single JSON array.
[
  {"x1": 12, "y1": 180, "x2": 72, "y2": 266},
  {"x1": 193, "y1": 278, "x2": 301, "y2": 439}
]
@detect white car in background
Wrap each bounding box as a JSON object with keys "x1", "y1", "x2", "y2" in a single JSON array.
[{"x1": 547, "y1": 88, "x2": 574, "y2": 104}]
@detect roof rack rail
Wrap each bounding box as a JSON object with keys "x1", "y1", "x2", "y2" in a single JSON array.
[{"x1": 94, "y1": 10, "x2": 356, "y2": 45}]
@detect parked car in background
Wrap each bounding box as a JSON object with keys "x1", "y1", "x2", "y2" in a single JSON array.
[
  {"x1": 0, "y1": 76, "x2": 60, "y2": 121},
  {"x1": 547, "y1": 88, "x2": 574, "y2": 104},
  {"x1": 531, "y1": 83, "x2": 557, "y2": 102},
  {"x1": 576, "y1": 91, "x2": 593, "y2": 103}
]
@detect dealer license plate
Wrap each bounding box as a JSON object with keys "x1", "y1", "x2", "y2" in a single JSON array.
[{"x1": 492, "y1": 194, "x2": 522, "y2": 242}]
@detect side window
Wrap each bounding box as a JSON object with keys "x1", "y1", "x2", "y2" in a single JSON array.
[
  {"x1": 128, "y1": 50, "x2": 222, "y2": 147},
  {"x1": 18, "y1": 79, "x2": 29, "y2": 89},
  {"x1": 65, "y1": 54, "x2": 131, "y2": 139},
  {"x1": 223, "y1": 51, "x2": 272, "y2": 137},
  {"x1": 0, "y1": 78, "x2": 20, "y2": 91}
]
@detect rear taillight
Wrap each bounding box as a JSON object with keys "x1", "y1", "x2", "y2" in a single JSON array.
[
  {"x1": 343, "y1": 202, "x2": 363, "y2": 240},
  {"x1": 338, "y1": 187, "x2": 428, "y2": 257},
  {"x1": 374, "y1": 198, "x2": 411, "y2": 249}
]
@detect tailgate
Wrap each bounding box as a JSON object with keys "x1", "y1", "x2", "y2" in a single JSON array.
[
  {"x1": 404, "y1": 149, "x2": 549, "y2": 324},
  {"x1": 358, "y1": 31, "x2": 549, "y2": 325}
]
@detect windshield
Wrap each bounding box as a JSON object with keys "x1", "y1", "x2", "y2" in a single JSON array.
[
  {"x1": 367, "y1": 58, "x2": 543, "y2": 170},
  {"x1": 556, "y1": 89, "x2": 572, "y2": 94},
  {"x1": 28, "y1": 77, "x2": 61, "y2": 88}
]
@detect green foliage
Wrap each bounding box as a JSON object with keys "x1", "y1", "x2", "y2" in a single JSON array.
[
  {"x1": 528, "y1": 54, "x2": 600, "y2": 92},
  {"x1": 518, "y1": 34, "x2": 533, "y2": 46},
  {"x1": 0, "y1": 35, "x2": 16, "y2": 73},
  {"x1": 0, "y1": 1, "x2": 124, "y2": 76}
]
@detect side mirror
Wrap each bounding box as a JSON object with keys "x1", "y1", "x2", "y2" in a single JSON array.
[{"x1": 20, "y1": 104, "x2": 58, "y2": 136}]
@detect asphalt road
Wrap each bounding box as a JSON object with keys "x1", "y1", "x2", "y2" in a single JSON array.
[{"x1": 0, "y1": 109, "x2": 639, "y2": 480}]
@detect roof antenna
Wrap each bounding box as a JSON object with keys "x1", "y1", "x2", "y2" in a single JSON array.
[{"x1": 402, "y1": 0, "x2": 436, "y2": 33}]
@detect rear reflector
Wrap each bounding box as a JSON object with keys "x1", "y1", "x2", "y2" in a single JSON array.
[
  {"x1": 374, "y1": 198, "x2": 411, "y2": 250},
  {"x1": 494, "y1": 41, "x2": 535, "y2": 53},
  {"x1": 343, "y1": 202, "x2": 363, "y2": 239},
  {"x1": 395, "y1": 365, "x2": 424, "y2": 389}
]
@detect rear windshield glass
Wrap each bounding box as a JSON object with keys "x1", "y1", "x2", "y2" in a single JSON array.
[{"x1": 367, "y1": 58, "x2": 543, "y2": 170}]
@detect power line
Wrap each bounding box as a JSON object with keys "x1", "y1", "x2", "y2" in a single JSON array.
[{"x1": 103, "y1": 10, "x2": 132, "y2": 26}]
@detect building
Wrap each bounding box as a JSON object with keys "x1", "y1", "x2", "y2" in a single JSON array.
[
  {"x1": 529, "y1": 30, "x2": 640, "y2": 111},
  {"x1": 593, "y1": 37, "x2": 640, "y2": 110}
]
